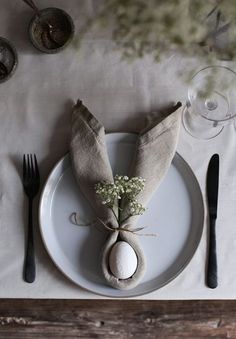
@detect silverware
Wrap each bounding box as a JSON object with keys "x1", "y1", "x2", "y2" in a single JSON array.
[
  {"x1": 206, "y1": 154, "x2": 219, "y2": 289},
  {"x1": 22, "y1": 0, "x2": 62, "y2": 47},
  {"x1": 22, "y1": 154, "x2": 40, "y2": 283}
]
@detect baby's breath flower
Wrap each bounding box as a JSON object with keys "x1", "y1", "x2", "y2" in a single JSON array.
[
  {"x1": 81, "y1": 0, "x2": 236, "y2": 65},
  {"x1": 125, "y1": 177, "x2": 145, "y2": 199},
  {"x1": 95, "y1": 175, "x2": 146, "y2": 218},
  {"x1": 129, "y1": 200, "x2": 146, "y2": 216},
  {"x1": 95, "y1": 181, "x2": 120, "y2": 207}
]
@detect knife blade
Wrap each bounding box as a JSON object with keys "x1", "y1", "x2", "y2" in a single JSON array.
[{"x1": 206, "y1": 153, "x2": 219, "y2": 289}]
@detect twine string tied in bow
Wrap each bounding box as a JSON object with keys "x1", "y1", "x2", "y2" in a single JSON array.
[{"x1": 70, "y1": 213, "x2": 157, "y2": 237}]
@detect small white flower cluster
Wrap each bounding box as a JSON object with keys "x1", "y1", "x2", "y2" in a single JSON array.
[
  {"x1": 81, "y1": 0, "x2": 236, "y2": 66},
  {"x1": 114, "y1": 175, "x2": 145, "y2": 199},
  {"x1": 129, "y1": 200, "x2": 146, "y2": 216},
  {"x1": 95, "y1": 181, "x2": 121, "y2": 207},
  {"x1": 95, "y1": 175, "x2": 146, "y2": 217}
]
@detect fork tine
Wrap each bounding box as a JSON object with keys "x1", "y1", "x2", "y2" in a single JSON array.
[
  {"x1": 34, "y1": 154, "x2": 40, "y2": 179},
  {"x1": 23, "y1": 154, "x2": 26, "y2": 180},
  {"x1": 27, "y1": 154, "x2": 31, "y2": 178},
  {"x1": 30, "y1": 154, "x2": 35, "y2": 178}
]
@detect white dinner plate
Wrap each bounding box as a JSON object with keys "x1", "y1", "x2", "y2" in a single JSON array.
[{"x1": 39, "y1": 133, "x2": 204, "y2": 298}]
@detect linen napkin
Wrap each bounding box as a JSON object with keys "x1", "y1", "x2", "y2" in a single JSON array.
[{"x1": 70, "y1": 99, "x2": 182, "y2": 290}]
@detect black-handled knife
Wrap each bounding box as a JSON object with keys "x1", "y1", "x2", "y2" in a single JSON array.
[{"x1": 206, "y1": 154, "x2": 219, "y2": 289}]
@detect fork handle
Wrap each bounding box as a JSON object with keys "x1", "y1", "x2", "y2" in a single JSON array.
[{"x1": 24, "y1": 198, "x2": 35, "y2": 283}]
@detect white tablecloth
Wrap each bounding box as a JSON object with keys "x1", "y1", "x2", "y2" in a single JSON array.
[{"x1": 1, "y1": 0, "x2": 236, "y2": 299}]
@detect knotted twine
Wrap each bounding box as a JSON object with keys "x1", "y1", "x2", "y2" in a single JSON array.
[{"x1": 70, "y1": 212, "x2": 157, "y2": 237}]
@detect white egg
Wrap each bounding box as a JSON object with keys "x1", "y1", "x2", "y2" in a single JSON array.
[{"x1": 109, "y1": 241, "x2": 138, "y2": 279}]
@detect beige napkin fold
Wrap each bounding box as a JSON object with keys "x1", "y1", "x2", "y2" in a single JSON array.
[
  {"x1": 70, "y1": 99, "x2": 182, "y2": 290},
  {"x1": 70, "y1": 100, "x2": 118, "y2": 229}
]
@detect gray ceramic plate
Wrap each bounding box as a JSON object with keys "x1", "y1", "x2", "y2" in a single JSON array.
[{"x1": 39, "y1": 133, "x2": 204, "y2": 298}]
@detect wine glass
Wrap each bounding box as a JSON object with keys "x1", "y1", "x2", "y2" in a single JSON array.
[{"x1": 182, "y1": 65, "x2": 236, "y2": 139}]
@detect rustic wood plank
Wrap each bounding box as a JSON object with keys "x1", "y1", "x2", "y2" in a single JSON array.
[{"x1": 0, "y1": 300, "x2": 235, "y2": 338}]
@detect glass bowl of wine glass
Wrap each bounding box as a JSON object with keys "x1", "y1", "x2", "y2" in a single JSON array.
[{"x1": 182, "y1": 65, "x2": 236, "y2": 139}]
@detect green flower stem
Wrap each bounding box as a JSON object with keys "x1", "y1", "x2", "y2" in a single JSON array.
[
  {"x1": 109, "y1": 207, "x2": 119, "y2": 224},
  {"x1": 118, "y1": 199, "x2": 121, "y2": 224}
]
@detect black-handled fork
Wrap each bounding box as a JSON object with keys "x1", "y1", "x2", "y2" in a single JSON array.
[{"x1": 22, "y1": 154, "x2": 40, "y2": 283}]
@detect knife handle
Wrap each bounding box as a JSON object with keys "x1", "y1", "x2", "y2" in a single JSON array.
[{"x1": 207, "y1": 217, "x2": 218, "y2": 289}]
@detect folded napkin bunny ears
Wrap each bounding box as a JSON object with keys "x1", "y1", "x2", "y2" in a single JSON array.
[{"x1": 70, "y1": 99, "x2": 182, "y2": 290}]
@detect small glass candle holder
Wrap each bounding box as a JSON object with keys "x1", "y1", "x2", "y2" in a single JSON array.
[
  {"x1": 29, "y1": 7, "x2": 74, "y2": 54},
  {"x1": 0, "y1": 37, "x2": 18, "y2": 83}
]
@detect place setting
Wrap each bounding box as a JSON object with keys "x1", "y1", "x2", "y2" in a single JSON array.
[
  {"x1": 36, "y1": 99, "x2": 204, "y2": 298},
  {"x1": 21, "y1": 56, "x2": 232, "y2": 298},
  {"x1": 1, "y1": 0, "x2": 235, "y2": 301},
  {"x1": 19, "y1": 93, "x2": 223, "y2": 298}
]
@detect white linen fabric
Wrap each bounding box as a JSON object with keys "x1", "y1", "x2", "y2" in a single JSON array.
[{"x1": 1, "y1": 0, "x2": 236, "y2": 299}]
